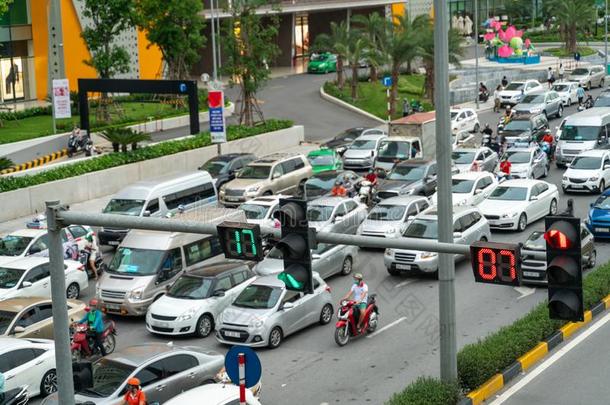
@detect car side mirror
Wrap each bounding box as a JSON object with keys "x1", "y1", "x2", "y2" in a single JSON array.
[
  {"x1": 142, "y1": 210, "x2": 151, "y2": 217},
  {"x1": 28, "y1": 246, "x2": 41, "y2": 255},
  {"x1": 272, "y1": 172, "x2": 281, "y2": 179},
  {"x1": 312, "y1": 253, "x2": 322, "y2": 260},
  {"x1": 213, "y1": 290, "x2": 225, "y2": 297},
  {"x1": 605, "y1": 164, "x2": 610, "y2": 170},
  {"x1": 12, "y1": 326, "x2": 25, "y2": 334},
  {"x1": 334, "y1": 215, "x2": 344, "y2": 223},
  {"x1": 565, "y1": 163, "x2": 571, "y2": 168},
  {"x1": 282, "y1": 302, "x2": 294, "y2": 310},
  {"x1": 453, "y1": 232, "x2": 462, "y2": 238},
  {"x1": 21, "y1": 281, "x2": 32, "y2": 288},
  {"x1": 590, "y1": 202, "x2": 595, "y2": 207},
  {"x1": 530, "y1": 195, "x2": 539, "y2": 201},
  {"x1": 377, "y1": 171, "x2": 386, "y2": 179},
  {"x1": 370, "y1": 150, "x2": 375, "y2": 157},
  {"x1": 475, "y1": 189, "x2": 483, "y2": 195}
]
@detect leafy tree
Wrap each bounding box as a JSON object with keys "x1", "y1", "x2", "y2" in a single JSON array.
[
  {"x1": 351, "y1": 12, "x2": 385, "y2": 82},
  {"x1": 134, "y1": 0, "x2": 206, "y2": 79},
  {"x1": 543, "y1": 0, "x2": 595, "y2": 53},
  {"x1": 345, "y1": 35, "x2": 367, "y2": 100},
  {"x1": 313, "y1": 21, "x2": 350, "y2": 90},
  {"x1": 0, "y1": 0, "x2": 14, "y2": 17},
  {"x1": 0, "y1": 156, "x2": 13, "y2": 171},
  {"x1": 100, "y1": 127, "x2": 150, "y2": 152}
]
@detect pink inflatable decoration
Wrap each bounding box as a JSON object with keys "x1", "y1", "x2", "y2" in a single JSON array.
[
  {"x1": 498, "y1": 45, "x2": 513, "y2": 58},
  {"x1": 505, "y1": 26, "x2": 517, "y2": 41},
  {"x1": 484, "y1": 32, "x2": 496, "y2": 41},
  {"x1": 498, "y1": 28, "x2": 507, "y2": 42},
  {"x1": 516, "y1": 29, "x2": 524, "y2": 38},
  {"x1": 524, "y1": 38, "x2": 531, "y2": 48},
  {"x1": 491, "y1": 20, "x2": 502, "y2": 31}
]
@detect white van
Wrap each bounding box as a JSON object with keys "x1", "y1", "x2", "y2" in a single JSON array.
[
  {"x1": 556, "y1": 107, "x2": 610, "y2": 168},
  {"x1": 99, "y1": 171, "x2": 217, "y2": 246},
  {"x1": 96, "y1": 208, "x2": 246, "y2": 316}
]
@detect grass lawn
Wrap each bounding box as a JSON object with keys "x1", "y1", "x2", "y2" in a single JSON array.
[
  {"x1": 0, "y1": 101, "x2": 207, "y2": 145},
  {"x1": 544, "y1": 46, "x2": 597, "y2": 57},
  {"x1": 325, "y1": 74, "x2": 433, "y2": 120}
]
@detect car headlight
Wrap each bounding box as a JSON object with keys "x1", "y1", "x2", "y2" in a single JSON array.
[
  {"x1": 249, "y1": 318, "x2": 264, "y2": 328},
  {"x1": 217, "y1": 311, "x2": 224, "y2": 324},
  {"x1": 128, "y1": 287, "x2": 144, "y2": 301},
  {"x1": 590, "y1": 176, "x2": 599, "y2": 181},
  {"x1": 455, "y1": 199, "x2": 467, "y2": 206},
  {"x1": 177, "y1": 308, "x2": 197, "y2": 321},
  {"x1": 562, "y1": 176, "x2": 568, "y2": 181},
  {"x1": 385, "y1": 248, "x2": 394, "y2": 256},
  {"x1": 385, "y1": 227, "x2": 397, "y2": 234},
  {"x1": 501, "y1": 212, "x2": 519, "y2": 219},
  {"x1": 246, "y1": 185, "x2": 261, "y2": 193},
  {"x1": 420, "y1": 251, "x2": 438, "y2": 259}
]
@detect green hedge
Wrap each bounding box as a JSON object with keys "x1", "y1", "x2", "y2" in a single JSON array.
[
  {"x1": 0, "y1": 119, "x2": 292, "y2": 193},
  {"x1": 389, "y1": 261, "x2": 610, "y2": 403},
  {"x1": 544, "y1": 47, "x2": 597, "y2": 58},
  {"x1": 387, "y1": 377, "x2": 460, "y2": 405}
]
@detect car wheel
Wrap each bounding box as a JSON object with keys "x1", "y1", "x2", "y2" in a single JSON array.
[
  {"x1": 340, "y1": 257, "x2": 353, "y2": 276},
  {"x1": 542, "y1": 165, "x2": 549, "y2": 178},
  {"x1": 319, "y1": 304, "x2": 333, "y2": 325},
  {"x1": 567, "y1": 98, "x2": 572, "y2": 107},
  {"x1": 588, "y1": 250, "x2": 597, "y2": 268},
  {"x1": 557, "y1": 105, "x2": 563, "y2": 118},
  {"x1": 40, "y1": 369, "x2": 57, "y2": 396},
  {"x1": 601, "y1": 78, "x2": 605, "y2": 88},
  {"x1": 473, "y1": 123, "x2": 480, "y2": 133},
  {"x1": 517, "y1": 213, "x2": 527, "y2": 232},
  {"x1": 549, "y1": 198, "x2": 558, "y2": 215},
  {"x1": 195, "y1": 314, "x2": 214, "y2": 338},
  {"x1": 599, "y1": 180, "x2": 606, "y2": 194},
  {"x1": 66, "y1": 282, "x2": 80, "y2": 299},
  {"x1": 263, "y1": 190, "x2": 272, "y2": 196},
  {"x1": 268, "y1": 327, "x2": 283, "y2": 349},
  {"x1": 103, "y1": 333, "x2": 116, "y2": 354},
  {"x1": 556, "y1": 163, "x2": 566, "y2": 169}
]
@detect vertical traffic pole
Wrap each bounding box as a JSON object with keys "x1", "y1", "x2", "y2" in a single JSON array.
[
  {"x1": 605, "y1": 0, "x2": 608, "y2": 71},
  {"x1": 210, "y1": 1, "x2": 218, "y2": 81},
  {"x1": 475, "y1": 0, "x2": 480, "y2": 109},
  {"x1": 46, "y1": 201, "x2": 75, "y2": 405},
  {"x1": 433, "y1": 0, "x2": 457, "y2": 382},
  {"x1": 238, "y1": 352, "x2": 246, "y2": 405},
  {"x1": 387, "y1": 87, "x2": 391, "y2": 133}
]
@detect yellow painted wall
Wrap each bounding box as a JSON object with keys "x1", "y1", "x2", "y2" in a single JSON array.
[
  {"x1": 137, "y1": 29, "x2": 163, "y2": 79},
  {"x1": 61, "y1": 0, "x2": 98, "y2": 91},
  {"x1": 31, "y1": 0, "x2": 48, "y2": 100}
]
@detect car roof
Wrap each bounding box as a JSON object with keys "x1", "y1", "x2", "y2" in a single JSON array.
[
  {"x1": 565, "y1": 107, "x2": 610, "y2": 124},
  {"x1": 395, "y1": 159, "x2": 433, "y2": 167},
  {"x1": 506, "y1": 146, "x2": 536, "y2": 152},
  {"x1": 454, "y1": 147, "x2": 484, "y2": 152},
  {"x1": 0, "y1": 256, "x2": 50, "y2": 269},
  {"x1": 244, "y1": 195, "x2": 290, "y2": 205},
  {"x1": 308, "y1": 148, "x2": 336, "y2": 156},
  {"x1": 577, "y1": 149, "x2": 608, "y2": 157},
  {"x1": 383, "y1": 136, "x2": 420, "y2": 142},
  {"x1": 208, "y1": 153, "x2": 254, "y2": 162},
  {"x1": 453, "y1": 171, "x2": 494, "y2": 180},
  {"x1": 6, "y1": 228, "x2": 46, "y2": 238},
  {"x1": 451, "y1": 107, "x2": 474, "y2": 113},
  {"x1": 251, "y1": 152, "x2": 303, "y2": 165},
  {"x1": 0, "y1": 337, "x2": 54, "y2": 351},
  {"x1": 309, "y1": 196, "x2": 352, "y2": 207},
  {"x1": 188, "y1": 261, "x2": 251, "y2": 278},
  {"x1": 497, "y1": 179, "x2": 541, "y2": 188},
  {"x1": 105, "y1": 343, "x2": 202, "y2": 367},
  {"x1": 377, "y1": 195, "x2": 428, "y2": 205},
  {"x1": 418, "y1": 205, "x2": 479, "y2": 219}
]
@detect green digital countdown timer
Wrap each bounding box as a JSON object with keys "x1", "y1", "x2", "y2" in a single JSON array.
[{"x1": 216, "y1": 222, "x2": 264, "y2": 262}]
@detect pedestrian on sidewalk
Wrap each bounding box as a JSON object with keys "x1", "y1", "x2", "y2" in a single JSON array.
[
  {"x1": 547, "y1": 67, "x2": 555, "y2": 88},
  {"x1": 493, "y1": 85, "x2": 502, "y2": 112},
  {"x1": 501, "y1": 76, "x2": 508, "y2": 88},
  {"x1": 402, "y1": 99, "x2": 410, "y2": 117},
  {"x1": 558, "y1": 63, "x2": 564, "y2": 80}
]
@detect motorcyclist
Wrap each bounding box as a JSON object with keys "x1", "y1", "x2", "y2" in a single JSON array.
[
  {"x1": 502, "y1": 106, "x2": 514, "y2": 124},
  {"x1": 122, "y1": 378, "x2": 146, "y2": 405},
  {"x1": 481, "y1": 123, "x2": 493, "y2": 145},
  {"x1": 331, "y1": 180, "x2": 347, "y2": 197},
  {"x1": 541, "y1": 130, "x2": 555, "y2": 159},
  {"x1": 76, "y1": 299, "x2": 107, "y2": 356},
  {"x1": 500, "y1": 157, "x2": 512, "y2": 176},
  {"x1": 84, "y1": 234, "x2": 100, "y2": 280},
  {"x1": 342, "y1": 175, "x2": 355, "y2": 197},
  {"x1": 341, "y1": 273, "x2": 369, "y2": 332},
  {"x1": 364, "y1": 169, "x2": 378, "y2": 187}
]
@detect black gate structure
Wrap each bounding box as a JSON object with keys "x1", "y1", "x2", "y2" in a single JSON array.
[{"x1": 77, "y1": 79, "x2": 200, "y2": 135}]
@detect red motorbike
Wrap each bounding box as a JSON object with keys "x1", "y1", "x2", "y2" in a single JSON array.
[
  {"x1": 334, "y1": 296, "x2": 379, "y2": 346},
  {"x1": 70, "y1": 320, "x2": 117, "y2": 361}
]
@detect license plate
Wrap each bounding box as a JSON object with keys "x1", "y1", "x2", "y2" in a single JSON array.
[
  {"x1": 108, "y1": 241, "x2": 119, "y2": 246},
  {"x1": 523, "y1": 271, "x2": 540, "y2": 278},
  {"x1": 595, "y1": 227, "x2": 610, "y2": 233},
  {"x1": 396, "y1": 264, "x2": 411, "y2": 270},
  {"x1": 226, "y1": 197, "x2": 240, "y2": 202},
  {"x1": 488, "y1": 220, "x2": 498, "y2": 225},
  {"x1": 225, "y1": 330, "x2": 241, "y2": 338},
  {"x1": 155, "y1": 321, "x2": 169, "y2": 328},
  {"x1": 571, "y1": 184, "x2": 583, "y2": 189},
  {"x1": 105, "y1": 303, "x2": 120, "y2": 310}
]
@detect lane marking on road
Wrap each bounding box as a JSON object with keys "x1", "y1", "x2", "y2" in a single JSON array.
[
  {"x1": 514, "y1": 286, "x2": 536, "y2": 300},
  {"x1": 395, "y1": 279, "x2": 416, "y2": 289},
  {"x1": 490, "y1": 310, "x2": 610, "y2": 404},
  {"x1": 366, "y1": 317, "x2": 407, "y2": 338}
]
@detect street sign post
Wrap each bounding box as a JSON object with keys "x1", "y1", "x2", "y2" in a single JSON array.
[
  {"x1": 383, "y1": 76, "x2": 392, "y2": 125},
  {"x1": 209, "y1": 90, "x2": 226, "y2": 145},
  {"x1": 225, "y1": 345, "x2": 262, "y2": 390},
  {"x1": 382, "y1": 76, "x2": 392, "y2": 87}
]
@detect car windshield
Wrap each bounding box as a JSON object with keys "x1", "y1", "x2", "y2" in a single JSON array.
[
  {"x1": 0, "y1": 235, "x2": 32, "y2": 256},
  {"x1": 308, "y1": 154, "x2": 336, "y2": 166},
  {"x1": 388, "y1": 165, "x2": 426, "y2": 181},
  {"x1": 504, "y1": 83, "x2": 524, "y2": 91},
  {"x1": 239, "y1": 203, "x2": 270, "y2": 220},
  {"x1": 488, "y1": 186, "x2": 528, "y2": 201},
  {"x1": 561, "y1": 125, "x2": 599, "y2": 141},
  {"x1": 312, "y1": 53, "x2": 331, "y2": 61},
  {"x1": 81, "y1": 359, "x2": 136, "y2": 397},
  {"x1": 350, "y1": 140, "x2": 376, "y2": 150},
  {"x1": 107, "y1": 248, "x2": 166, "y2": 276},
  {"x1": 552, "y1": 84, "x2": 569, "y2": 92},
  {"x1": 378, "y1": 141, "x2": 412, "y2": 159},
  {"x1": 571, "y1": 156, "x2": 602, "y2": 170},
  {"x1": 0, "y1": 267, "x2": 24, "y2": 289},
  {"x1": 505, "y1": 151, "x2": 531, "y2": 164},
  {"x1": 167, "y1": 275, "x2": 213, "y2": 299},
  {"x1": 233, "y1": 285, "x2": 282, "y2": 309},
  {"x1": 237, "y1": 165, "x2": 270, "y2": 179},
  {"x1": 404, "y1": 218, "x2": 438, "y2": 239},
  {"x1": 201, "y1": 159, "x2": 228, "y2": 176},
  {"x1": 367, "y1": 205, "x2": 407, "y2": 221},
  {"x1": 593, "y1": 194, "x2": 610, "y2": 209},
  {"x1": 451, "y1": 112, "x2": 458, "y2": 119},
  {"x1": 594, "y1": 96, "x2": 610, "y2": 107},
  {"x1": 452, "y1": 151, "x2": 475, "y2": 164},
  {"x1": 521, "y1": 94, "x2": 543, "y2": 103},
  {"x1": 452, "y1": 179, "x2": 475, "y2": 193},
  {"x1": 306, "y1": 175, "x2": 337, "y2": 192},
  {"x1": 504, "y1": 120, "x2": 532, "y2": 131},
  {"x1": 307, "y1": 205, "x2": 335, "y2": 222},
  {"x1": 103, "y1": 199, "x2": 144, "y2": 216},
  {"x1": 0, "y1": 310, "x2": 16, "y2": 335},
  {"x1": 572, "y1": 68, "x2": 589, "y2": 75},
  {"x1": 524, "y1": 231, "x2": 546, "y2": 251}
]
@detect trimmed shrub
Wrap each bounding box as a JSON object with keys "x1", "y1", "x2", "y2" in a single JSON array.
[
  {"x1": 387, "y1": 376, "x2": 460, "y2": 405},
  {"x1": 0, "y1": 156, "x2": 13, "y2": 170}
]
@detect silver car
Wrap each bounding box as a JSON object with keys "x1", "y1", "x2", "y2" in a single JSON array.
[
  {"x1": 342, "y1": 133, "x2": 388, "y2": 170},
  {"x1": 452, "y1": 147, "x2": 499, "y2": 173},
  {"x1": 502, "y1": 145, "x2": 549, "y2": 179},
  {"x1": 569, "y1": 65, "x2": 606, "y2": 89},
  {"x1": 514, "y1": 91, "x2": 563, "y2": 119},
  {"x1": 384, "y1": 206, "x2": 491, "y2": 276},
  {"x1": 41, "y1": 344, "x2": 224, "y2": 405},
  {"x1": 216, "y1": 273, "x2": 334, "y2": 348},
  {"x1": 254, "y1": 242, "x2": 357, "y2": 279},
  {"x1": 307, "y1": 197, "x2": 368, "y2": 234},
  {"x1": 358, "y1": 195, "x2": 431, "y2": 238}
]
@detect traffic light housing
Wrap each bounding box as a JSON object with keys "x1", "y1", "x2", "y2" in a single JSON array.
[
  {"x1": 544, "y1": 216, "x2": 583, "y2": 322},
  {"x1": 273, "y1": 198, "x2": 314, "y2": 294}
]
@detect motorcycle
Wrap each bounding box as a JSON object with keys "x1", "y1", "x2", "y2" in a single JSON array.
[
  {"x1": 357, "y1": 180, "x2": 374, "y2": 206},
  {"x1": 0, "y1": 386, "x2": 28, "y2": 405},
  {"x1": 78, "y1": 249, "x2": 104, "y2": 279},
  {"x1": 67, "y1": 132, "x2": 92, "y2": 157},
  {"x1": 478, "y1": 89, "x2": 490, "y2": 102},
  {"x1": 410, "y1": 99, "x2": 424, "y2": 113},
  {"x1": 578, "y1": 96, "x2": 594, "y2": 111},
  {"x1": 334, "y1": 296, "x2": 379, "y2": 346},
  {"x1": 70, "y1": 320, "x2": 117, "y2": 361}
]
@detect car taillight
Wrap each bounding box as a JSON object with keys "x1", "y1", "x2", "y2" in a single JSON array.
[{"x1": 325, "y1": 286, "x2": 331, "y2": 293}]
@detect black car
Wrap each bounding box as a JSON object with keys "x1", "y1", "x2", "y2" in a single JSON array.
[
  {"x1": 303, "y1": 170, "x2": 362, "y2": 200},
  {"x1": 199, "y1": 153, "x2": 256, "y2": 189},
  {"x1": 498, "y1": 113, "x2": 548, "y2": 146},
  {"x1": 321, "y1": 128, "x2": 386, "y2": 155},
  {"x1": 374, "y1": 160, "x2": 440, "y2": 201}
]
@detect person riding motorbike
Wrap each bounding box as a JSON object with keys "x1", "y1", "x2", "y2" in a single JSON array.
[
  {"x1": 364, "y1": 169, "x2": 378, "y2": 187},
  {"x1": 479, "y1": 82, "x2": 489, "y2": 101},
  {"x1": 500, "y1": 157, "x2": 512, "y2": 176},
  {"x1": 481, "y1": 123, "x2": 493, "y2": 140},
  {"x1": 122, "y1": 378, "x2": 146, "y2": 405},
  {"x1": 76, "y1": 299, "x2": 107, "y2": 356},
  {"x1": 331, "y1": 180, "x2": 347, "y2": 197},
  {"x1": 341, "y1": 273, "x2": 369, "y2": 332},
  {"x1": 541, "y1": 130, "x2": 555, "y2": 160},
  {"x1": 502, "y1": 106, "x2": 515, "y2": 124},
  {"x1": 84, "y1": 234, "x2": 100, "y2": 279}
]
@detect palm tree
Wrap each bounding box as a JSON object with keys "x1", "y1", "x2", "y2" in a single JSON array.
[
  {"x1": 346, "y1": 35, "x2": 368, "y2": 100},
  {"x1": 417, "y1": 19, "x2": 464, "y2": 104},
  {"x1": 352, "y1": 12, "x2": 386, "y2": 82},
  {"x1": 0, "y1": 156, "x2": 13, "y2": 171},
  {"x1": 546, "y1": 0, "x2": 595, "y2": 53},
  {"x1": 396, "y1": 14, "x2": 429, "y2": 74},
  {"x1": 314, "y1": 21, "x2": 349, "y2": 90},
  {"x1": 100, "y1": 127, "x2": 151, "y2": 152}
]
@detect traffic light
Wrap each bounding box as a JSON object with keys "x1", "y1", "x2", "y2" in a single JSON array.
[
  {"x1": 544, "y1": 216, "x2": 583, "y2": 322},
  {"x1": 273, "y1": 198, "x2": 314, "y2": 294},
  {"x1": 470, "y1": 241, "x2": 521, "y2": 286}
]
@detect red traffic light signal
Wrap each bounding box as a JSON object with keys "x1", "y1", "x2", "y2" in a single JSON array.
[{"x1": 544, "y1": 229, "x2": 574, "y2": 250}]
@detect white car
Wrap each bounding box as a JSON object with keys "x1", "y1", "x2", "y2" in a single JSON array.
[
  {"x1": 452, "y1": 130, "x2": 476, "y2": 150},
  {"x1": 0, "y1": 225, "x2": 95, "y2": 266},
  {"x1": 238, "y1": 195, "x2": 291, "y2": 228},
  {"x1": 0, "y1": 337, "x2": 57, "y2": 397},
  {"x1": 164, "y1": 383, "x2": 262, "y2": 405},
  {"x1": 478, "y1": 179, "x2": 559, "y2": 231},
  {"x1": 146, "y1": 261, "x2": 256, "y2": 337},
  {"x1": 307, "y1": 196, "x2": 368, "y2": 234},
  {"x1": 451, "y1": 108, "x2": 480, "y2": 133},
  {"x1": 0, "y1": 257, "x2": 88, "y2": 300},
  {"x1": 498, "y1": 80, "x2": 544, "y2": 106},
  {"x1": 431, "y1": 171, "x2": 497, "y2": 206},
  {"x1": 552, "y1": 82, "x2": 579, "y2": 106},
  {"x1": 502, "y1": 145, "x2": 549, "y2": 179},
  {"x1": 452, "y1": 146, "x2": 499, "y2": 173},
  {"x1": 562, "y1": 150, "x2": 610, "y2": 194}
]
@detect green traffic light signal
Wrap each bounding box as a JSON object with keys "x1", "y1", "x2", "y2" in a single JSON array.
[{"x1": 277, "y1": 272, "x2": 303, "y2": 290}]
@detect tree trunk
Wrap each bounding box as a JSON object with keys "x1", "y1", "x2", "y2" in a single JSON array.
[
  {"x1": 370, "y1": 65, "x2": 378, "y2": 83},
  {"x1": 425, "y1": 61, "x2": 435, "y2": 105},
  {"x1": 131, "y1": 143, "x2": 138, "y2": 151},
  {"x1": 389, "y1": 64, "x2": 400, "y2": 116},
  {"x1": 112, "y1": 142, "x2": 120, "y2": 153},
  {"x1": 569, "y1": 25, "x2": 577, "y2": 53},
  {"x1": 336, "y1": 57, "x2": 344, "y2": 90},
  {"x1": 351, "y1": 64, "x2": 359, "y2": 100},
  {"x1": 121, "y1": 144, "x2": 128, "y2": 153},
  {"x1": 407, "y1": 60, "x2": 412, "y2": 74}
]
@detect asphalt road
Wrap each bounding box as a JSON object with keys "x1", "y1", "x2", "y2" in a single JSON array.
[{"x1": 27, "y1": 86, "x2": 610, "y2": 405}]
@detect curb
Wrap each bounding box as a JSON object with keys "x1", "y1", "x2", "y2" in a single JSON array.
[
  {"x1": 1, "y1": 149, "x2": 68, "y2": 174},
  {"x1": 319, "y1": 84, "x2": 387, "y2": 124},
  {"x1": 458, "y1": 297, "x2": 610, "y2": 405}
]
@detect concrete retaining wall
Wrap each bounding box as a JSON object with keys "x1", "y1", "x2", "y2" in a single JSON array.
[{"x1": 0, "y1": 125, "x2": 304, "y2": 222}]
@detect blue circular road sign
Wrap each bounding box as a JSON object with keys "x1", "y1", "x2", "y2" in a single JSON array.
[{"x1": 224, "y1": 345, "x2": 262, "y2": 388}]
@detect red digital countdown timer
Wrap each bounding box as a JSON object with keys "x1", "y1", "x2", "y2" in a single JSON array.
[{"x1": 470, "y1": 241, "x2": 521, "y2": 286}]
